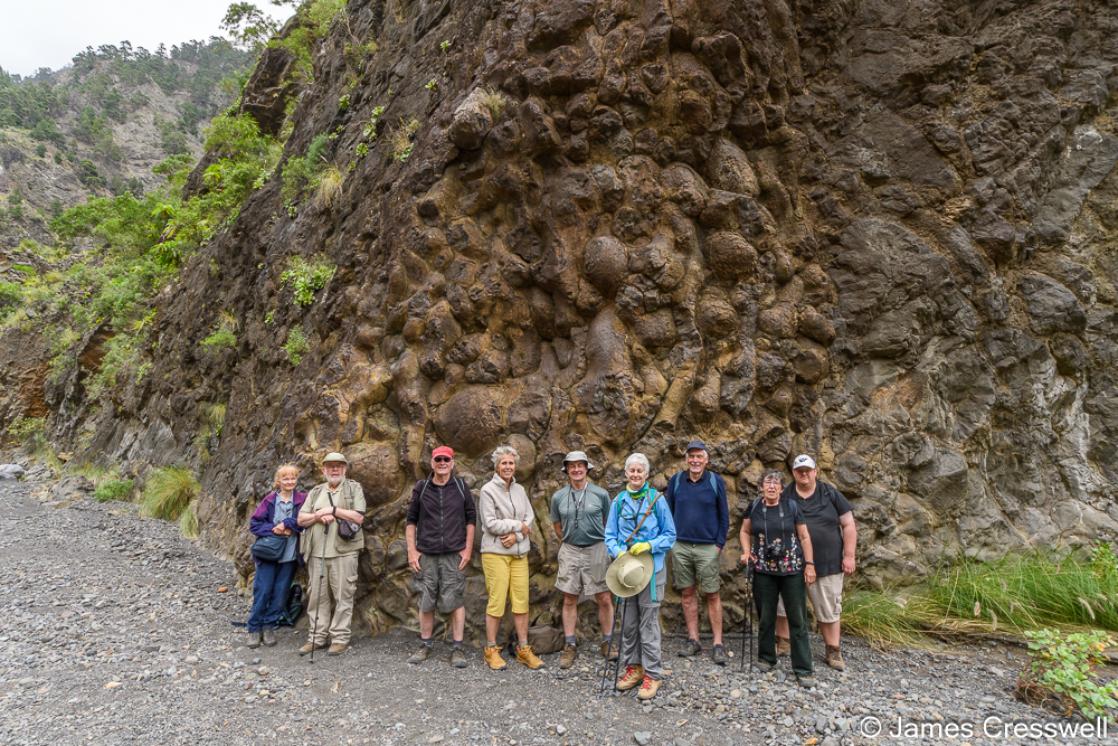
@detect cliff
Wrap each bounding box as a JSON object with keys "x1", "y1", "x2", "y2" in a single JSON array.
[{"x1": 13, "y1": 0, "x2": 1118, "y2": 633}]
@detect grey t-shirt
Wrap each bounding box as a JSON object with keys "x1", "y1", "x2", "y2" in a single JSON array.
[
  {"x1": 781, "y1": 482, "x2": 852, "y2": 577},
  {"x1": 549, "y1": 482, "x2": 611, "y2": 547}
]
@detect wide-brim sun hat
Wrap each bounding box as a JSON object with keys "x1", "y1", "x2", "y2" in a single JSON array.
[
  {"x1": 605, "y1": 552, "x2": 654, "y2": 598},
  {"x1": 322, "y1": 451, "x2": 348, "y2": 465}
]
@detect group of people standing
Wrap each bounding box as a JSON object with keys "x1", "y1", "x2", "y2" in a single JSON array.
[{"x1": 244, "y1": 441, "x2": 858, "y2": 700}]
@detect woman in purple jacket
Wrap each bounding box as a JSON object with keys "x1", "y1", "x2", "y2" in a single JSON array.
[{"x1": 246, "y1": 464, "x2": 307, "y2": 647}]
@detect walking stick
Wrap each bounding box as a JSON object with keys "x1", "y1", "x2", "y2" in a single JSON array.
[
  {"x1": 597, "y1": 594, "x2": 626, "y2": 696},
  {"x1": 740, "y1": 564, "x2": 754, "y2": 672},
  {"x1": 309, "y1": 523, "x2": 328, "y2": 664}
]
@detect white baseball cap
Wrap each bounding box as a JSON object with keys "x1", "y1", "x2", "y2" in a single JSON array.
[{"x1": 792, "y1": 454, "x2": 816, "y2": 470}]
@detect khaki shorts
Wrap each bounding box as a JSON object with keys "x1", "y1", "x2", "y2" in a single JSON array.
[
  {"x1": 481, "y1": 553, "x2": 529, "y2": 617},
  {"x1": 418, "y1": 552, "x2": 466, "y2": 614},
  {"x1": 671, "y1": 541, "x2": 721, "y2": 594},
  {"x1": 556, "y1": 542, "x2": 610, "y2": 596},
  {"x1": 776, "y1": 572, "x2": 843, "y2": 623}
]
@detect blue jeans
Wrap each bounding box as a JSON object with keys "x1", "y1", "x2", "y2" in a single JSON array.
[{"x1": 247, "y1": 560, "x2": 297, "y2": 632}]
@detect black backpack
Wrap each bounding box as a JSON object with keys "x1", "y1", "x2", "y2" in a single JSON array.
[{"x1": 277, "y1": 583, "x2": 304, "y2": 627}]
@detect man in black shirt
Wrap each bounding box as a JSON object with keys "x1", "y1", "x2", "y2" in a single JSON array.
[
  {"x1": 406, "y1": 445, "x2": 477, "y2": 668},
  {"x1": 776, "y1": 454, "x2": 857, "y2": 670}
]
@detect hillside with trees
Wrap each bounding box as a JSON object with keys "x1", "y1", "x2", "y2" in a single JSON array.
[{"x1": 0, "y1": 39, "x2": 251, "y2": 247}]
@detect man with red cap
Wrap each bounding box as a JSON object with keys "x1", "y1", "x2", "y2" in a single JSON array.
[{"x1": 406, "y1": 445, "x2": 477, "y2": 668}]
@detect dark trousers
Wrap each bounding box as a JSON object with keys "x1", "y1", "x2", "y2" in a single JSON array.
[
  {"x1": 247, "y1": 559, "x2": 296, "y2": 632},
  {"x1": 753, "y1": 572, "x2": 813, "y2": 676}
]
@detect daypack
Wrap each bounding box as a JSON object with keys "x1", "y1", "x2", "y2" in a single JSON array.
[
  {"x1": 669, "y1": 470, "x2": 725, "y2": 504},
  {"x1": 277, "y1": 582, "x2": 304, "y2": 627}
]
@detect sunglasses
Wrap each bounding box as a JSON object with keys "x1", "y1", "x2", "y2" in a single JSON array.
[{"x1": 433, "y1": 456, "x2": 453, "y2": 463}]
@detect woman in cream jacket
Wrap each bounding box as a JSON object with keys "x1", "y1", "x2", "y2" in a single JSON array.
[{"x1": 476, "y1": 444, "x2": 544, "y2": 671}]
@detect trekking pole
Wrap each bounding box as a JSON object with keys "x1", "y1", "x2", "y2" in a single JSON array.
[
  {"x1": 598, "y1": 594, "x2": 626, "y2": 696},
  {"x1": 740, "y1": 564, "x2": 754, "y2": 673},
  {"x1": 309, "y1": 523, "x2": 328, "y2": 664}
]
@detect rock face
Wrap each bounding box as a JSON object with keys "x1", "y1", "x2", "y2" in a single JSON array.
[{"x1": 17, "y1": 1, "x2": 1118, "y2": 631}]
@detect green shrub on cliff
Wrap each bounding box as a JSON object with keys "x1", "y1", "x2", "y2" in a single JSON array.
[
  {"x1": 141, "y1": 466, "x2": 199, "y2": 521},
  {"x1": 7, "y1": 416, "x2": 47, "y2": 451},
  {"x1": 201, "y1": 311, "x2": 238, "y2": 350},
  {"x1": 283, "y1": 324, "x2": 308, "y2": 364},
  {"x1": 280, "y1": 256, "x2": 334, "y2": 306}
]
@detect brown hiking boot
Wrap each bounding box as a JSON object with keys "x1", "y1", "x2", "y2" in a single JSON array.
[
  {"x1": 600, "y1": 640, "x2": 618, "y2": 661},
  {"x1": 326, "y1": 643, "x2": 348, "y2": 655},
  {"x1": 515, "y1": 644, "x2": 545, "y2": 670},
  {"x1": 776, "y1": 637, "x2": 791, "y2": 656},
  {"x1": 616, "y1": 664, "x2": 645, "y2": 691},
  {"x1": 408, "y1": 642, "x2": 432, "y2": 664},
  {"x1": 298, "y1": 641, "x2": 327, "y2": 656},
  {"x1": 559, "y1": 643, "x2": 577, "y2": 669},
  {"x1": 637, "y1": 675, "x2": 661, "y2": 700},
  {"x1": 483, "y1": 645, "x2": 507, "y2": 671},
  {"x1": 825, "y1": 645, "x2": 846, "y2": 671}
]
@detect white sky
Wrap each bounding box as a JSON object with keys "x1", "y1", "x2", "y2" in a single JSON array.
[{"x1": 0, "y1": 0, "x2": 284, "y2": 77}]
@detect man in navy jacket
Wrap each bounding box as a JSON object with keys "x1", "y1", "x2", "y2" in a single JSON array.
[{"x1": 666, "y1": 439, "x2": 730, "y2": 665}]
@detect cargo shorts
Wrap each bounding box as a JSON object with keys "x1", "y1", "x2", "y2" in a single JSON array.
[
  {"x1": 671, "y1": 541, "x2": 721, "y2": 594},
  {"x1": 556, "y1": 542, "x2": 610, "y2": 596},
  {"x1": 419, "y1": 552, "x2": 466, "y2": 614}
]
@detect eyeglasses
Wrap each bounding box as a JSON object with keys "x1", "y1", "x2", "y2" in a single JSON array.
[
  {"x1": 433, "y1": 457, "x2": 452, "y2": 463},
  {"x1": 762, "y1": 478, "x2": 782, "y2": 486}
]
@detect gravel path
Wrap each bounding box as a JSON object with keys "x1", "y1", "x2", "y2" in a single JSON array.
[{"x1": 0, "y1": 477, "x2": 1107, "y2": 745}]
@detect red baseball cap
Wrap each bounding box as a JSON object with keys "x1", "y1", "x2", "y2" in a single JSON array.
[{"x1": 432, "y1": 446, "x2": 455, "y2": 459}]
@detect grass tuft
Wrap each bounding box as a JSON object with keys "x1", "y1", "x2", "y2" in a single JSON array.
[
  {"x1": 94, "y1": 479, "x2": 134, "y2": 502},
  {"x1": 314, "y1": 165, "x2": 343, "y2": 209},
  {"x1": 843, "y1": 544, "x2": 1118, "y2": 649},
  {"x1": 179, "y1": 501, "x2": 200, "y2": 539},
  {"x1": 140, "y1": 466, "x2": 199, "y2": 521}
]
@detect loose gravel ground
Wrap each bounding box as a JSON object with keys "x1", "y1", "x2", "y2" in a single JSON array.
[{"x1": 0, "y1": 476, "x2": 1108, "y2": 745}]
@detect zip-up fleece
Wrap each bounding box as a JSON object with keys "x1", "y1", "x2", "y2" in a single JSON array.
[
  {"x1": 250, "y1": 490, "x2": 308, "y2": 537},
  {"x1": 406, "y1": 476, "x2": 477, "y2": 554},
  {"x1": 477, "y1": 473, "x2": 533, "y2": 556}
]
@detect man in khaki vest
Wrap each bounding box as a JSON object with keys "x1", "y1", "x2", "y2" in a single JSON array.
[{"x1": 297, "y1": 452, "x2": 366, "y2": 655}]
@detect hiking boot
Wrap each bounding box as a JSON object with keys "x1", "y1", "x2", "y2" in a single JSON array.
[
  {"x1": 246, "y1": 630, "x2": 262, "y2": 649},
  {"x1": 797, "y1": 674, "x2": 817, "y2": 689},
  {"x1": 825, "y1": 645, "x2": 846, "y2": 671},
  {"x1": 757, "y1": 659, "x2": 777, "y2": 673},
  {"x1": 600, "y1": 640, "x2": 618, "y2": 661},
  {"x1": 408, "y1": 643, "x2": 433, "y2": 664},
  {"x1": 711, "y1": 644, "x2": 728, "y2": 666},
  {"x1": 326, "y1": 643, "x2": 348, "y2": 656},
  {"x1": 261, "y1": 629, "x2": 277, "y2": 647},
  {"x1": 298, "y1": 641, "x2": 328, "y2": 656},
  {"x1": 559, "y1": 643, "x2": 577, "y2": 669},
  {"x1": 515, "y1": 644, "x2": 545, "y2": 670},
  {"x1": 616, "y1": 664, "x2": 645, "y2": 691},
  {"x1": 636, "y1": 675, "x2": 661, "y2": 701},
  {"x1": 776, "y1": 637, "x2": 791, "y2": 656},
  {"x1": 483, "y1": 645, "x2": 507, "y2": 671},
  {"x1": 450, "y1": 645, "x2": 468, "y2": 669},
  {"x1": 678, "y1": 638, "x2": 701, "y2": 657}
]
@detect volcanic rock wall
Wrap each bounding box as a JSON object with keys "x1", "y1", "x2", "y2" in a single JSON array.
[{"x1": 57, "y1": 0, "x2": 1118, "y2": 632}]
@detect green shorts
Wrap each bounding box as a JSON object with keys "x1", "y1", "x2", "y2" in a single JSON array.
[{"x1": 671, "y1": 541, "x2": 721, "y2": 594}]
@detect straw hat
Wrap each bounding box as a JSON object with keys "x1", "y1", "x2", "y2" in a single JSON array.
[{"x1": 605, "y1": 552, "x2": 654, "y2": 598}]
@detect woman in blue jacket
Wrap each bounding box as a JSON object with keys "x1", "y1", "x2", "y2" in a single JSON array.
[
  {"x1": 605, "y1": 452, "x2": 676, "y2": 700},
  {"x1": 246, "y1": 464, "x2": 307, "y2": 647}
]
